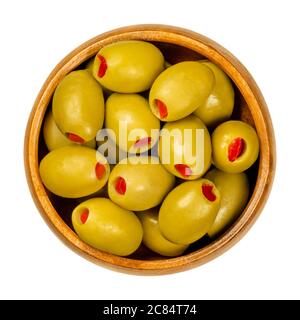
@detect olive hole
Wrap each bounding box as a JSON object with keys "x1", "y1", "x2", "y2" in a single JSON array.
[{"x1": 77, "y1": 207, "x2": 89, "y2": 225}]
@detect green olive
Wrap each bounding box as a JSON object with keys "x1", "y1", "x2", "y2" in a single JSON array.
[
  {"x1": 149, "y1": 61, "x2": 215, "y2": 121},
  {"x1": 93, "y1": 40, "x2": 164, "y2": 93},
  {"x1": 159, "y1": 179, "x2": 220, "y2": 244},
  {"x1": 212, "y1": 120, "x2": 259, "y2": 173},
  {"x1": 39, "y1": 146, "x2": 110, "y2": 198},
  {"x1": 105, "y1": 93, "x2": 160, "y2": 153},
  {"x1": 159, "y1": 115, "x2": 212, "y2": 180},
  {"x1": 108, "y1": 156, "x2": 175, "y2": 211},
  {"x1": 72, "y1": 198, "x2": 143, "y2": 256},
  {"x1": 138, "y1": 209, "x2": 188, "y2": 257},
  {"x1": 164, "y1": 61, "x2": 172, "y2": 68},
  {"x1": 205, "y1": 169, "x2": 249, "y2": 238},
  {"x1": 52, "y1": 70, "x2": 104, "y2": 143},
  {"x1": 193, "y1": 61, "x2": 234, "y2": 127},
  {"x1": 43, "y1": 111, "x2": 96, "y2": 151},
  {"x1": 85, "y1": 58, "x2": 113, "y2": 97},
  {"x1": 85, "y1": 58, "x2": 94, "y2": 74}
]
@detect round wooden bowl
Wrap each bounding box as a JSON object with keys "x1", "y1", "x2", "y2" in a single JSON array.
[{"x1": 24, "y1": 25, "x2": 276, "y2": 275}]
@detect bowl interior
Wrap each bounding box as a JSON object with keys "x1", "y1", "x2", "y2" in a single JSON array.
[{"x1": 37, "y1": 41, "x2": 259, "y2": 261}]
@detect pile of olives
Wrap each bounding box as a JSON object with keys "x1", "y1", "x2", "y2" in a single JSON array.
[{"x1": 39, "y1": 40, "x2": 259, "y2": 257}]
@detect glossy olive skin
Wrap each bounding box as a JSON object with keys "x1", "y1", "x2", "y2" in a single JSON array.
[
  {"x1": 39, "y1": 146, "x2": 110, "y2": 198},
  {"x1": 205, "y1": 169, "x2": 249, "y2": 238},
  {"x1": 194, "y1": 61, "x2": 234, "y2": 127},
  {"x1": 159, "y1": 115, "x2": 212, "y2": 180},
  {"x1": 43, "y1": 111, "x2": 96, "y2": 151},
  {"x1": 52, "y1": 70, "x2": 104, "y2": 142},
  {"x1": 212, "y1": 120, "x2": 259, "y2": 173},
  {"x1": 149, "y1": 61, "x2": 214, "y2": 121},
  {"x1": 105, "y1": 93, "x2": 160, "y2": 153},
  {"x1": 108, "y1": 156, "x2": 175, "y2": 211},
  {"x1": 72, "y1": 198, "x2": 143, "y2": 256},
  {"x1": 93, "y1": 41, "x2": 164, "y2": 93},
  {"x1": 159, "y1": 179, "x2": 221, "y2": 244},
  {"x1": 138, "y1": 209, "x2": 188, "y2": 257}
]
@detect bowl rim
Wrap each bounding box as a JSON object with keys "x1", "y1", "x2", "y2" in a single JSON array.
[{"x1": 24, "y1": 24, "x2": 276, "y2": 275}]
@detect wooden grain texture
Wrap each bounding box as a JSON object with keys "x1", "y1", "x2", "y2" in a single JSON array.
[{"x1": 24, "y1": 25, "x2": 276, "y2": 275}]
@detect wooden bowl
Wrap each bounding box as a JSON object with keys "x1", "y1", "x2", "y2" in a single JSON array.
[{"x1": 24, "y1": 25, "x2": 276, "y2": 275}]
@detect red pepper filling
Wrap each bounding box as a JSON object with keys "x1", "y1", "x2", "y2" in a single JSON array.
[
  {"x1": 80, "y1": 209, "x2": 89, "y2": 224},
  {"x1": 174, "y1": 164, "x2": 192, "y2": 177},
  {"x1": 228, "y1": 137, "x2": 245, "y2": 162},
  {"x1": 134, "y1": 137, "x2": 151, "y2": 148},
  {"x1": 95, "y1": 163, "x2": 105, "y2": 180},
  {"x1": 97, "y1": 54, "x2": 107, "y2": 78},
  {"x1": 66, "y1": 133, "x2": 85, "y2": 144},
  {"x1": 155, "y1": 99, "x2": 168, "y2": 119},
  {"x1": 115, "y1": 177, "x2": 126, "y2": 195},
  {"x1": 202, "y1": 184, "x2": 216, "y2": 202}
]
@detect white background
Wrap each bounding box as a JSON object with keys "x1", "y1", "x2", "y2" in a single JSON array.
[{"x1": 0, "y1": 0, "x2": 299, "y2": 300}]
